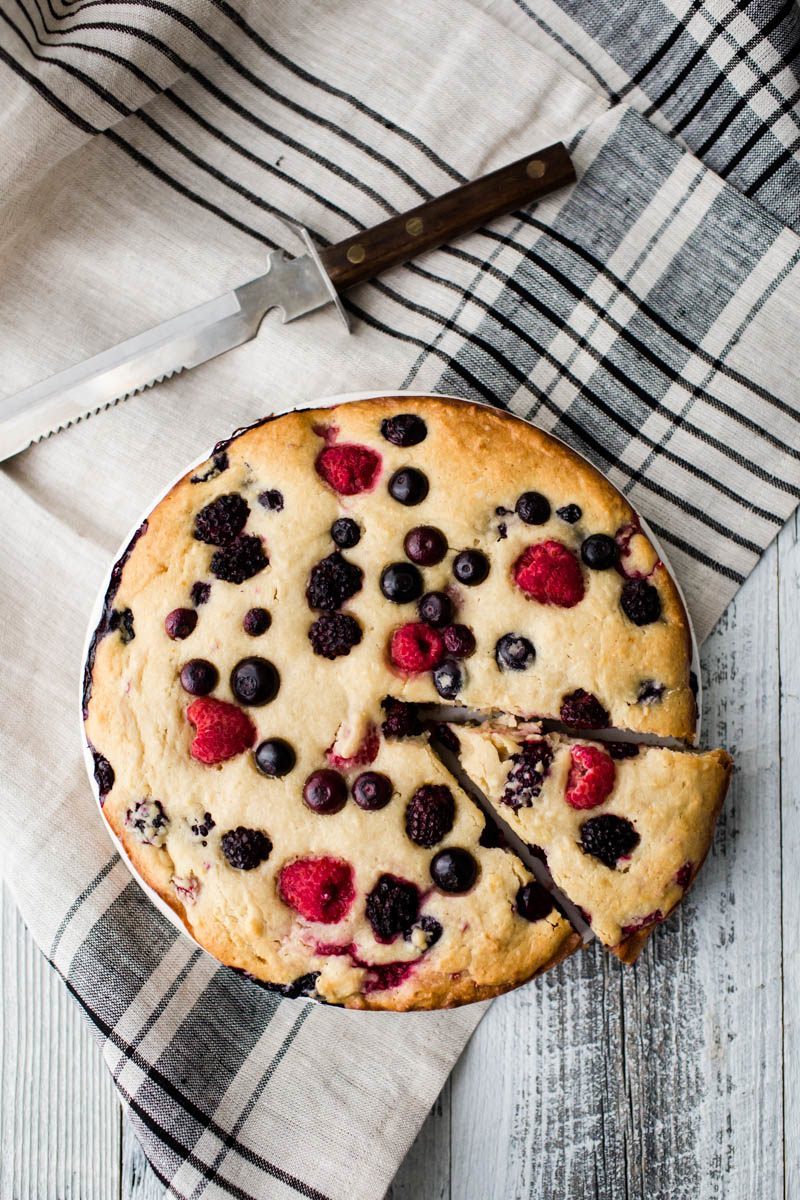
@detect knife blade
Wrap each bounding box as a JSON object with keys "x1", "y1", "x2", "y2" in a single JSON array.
[{"x1": 0, "y1": 142, "x2": 575, "y2": 463}]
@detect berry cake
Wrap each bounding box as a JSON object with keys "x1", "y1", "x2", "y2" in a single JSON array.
[{"x1": 82, "y1": 396, "x2": 727, "y2": 1009}]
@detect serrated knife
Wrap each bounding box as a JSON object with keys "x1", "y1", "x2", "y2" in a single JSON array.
[{"x1": 0, "y1": 143, "x2": 575, "y2": 463}]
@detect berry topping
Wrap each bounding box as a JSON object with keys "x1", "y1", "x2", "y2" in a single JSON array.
[
  {"x1": 433, "y1": 660, "x2": 463, "y2": 700},
  {"x1": 365, "y1": 874, "x2": 420, "y2": 942},
  {"x1": 621, "y1": 578, "x2": 662, "y2": 625},
  {"x1": 515, "y1": 491, "x2": 551, "y2": 525},
  {"x1": 193, "y1": 493, "x2": 249, "y2": 545},
  {"x1": 565, "y1": 745, "x2": 616, "y2": 810},
  {"x1": 186, "y1": 697, "x2": 256, "y2": 764},
  {"x1": 418, "y1": 591, "x2": 453, "y2": 627},
  {"x1": 331, "y1": 517, "x2": 361, "y2": 548},
  {"x1": 308, "y1": 613, "x2": 363, "y2": 659},
  {"x1": 557, "y1": 503, "x2": 582, "y2": 524},
  {"x1": 452, "y1": 549, "x2": 490, "y2": 586},
  {"x1": 243, "y1": 607, "x2": 271, "y2": 636},
  {"x1": 381, "y1": 697, "x2": 423, "y2": 739},
  {"x1": 381, "y1": 562, "x2": 424, "y2": 604},
  {"x1": 124, "y1": 798, "x2": 168, "y2": 846},
  {"x1": 302, "y1": 769, "x2": 348, "y2": 814},
  {"x1": 254, "y1": 738, "x2": 296, "y2": 778},
  {"x1": 443, "y1": 624, "x2": 476, "y2": 658},
  {"x1": 389, "y1": 622, "x2": 445, "y2": 672},
  {"x1": 405, "y1": 914, "x2": 443, "y2": 948},
  {"x1": 433, "y1": 723, "x2": 460, "y2": 754},
  {"x1": 581, "y1": 533, "x2": 618, "y2": 570},
  {"x1": 190, "y1": 581, "x2": 211, "y2": 606},
  {"x1": 306, "y1": 552, "x2": 364, "y2": 612},
  {"x1": 165, "y1": 608, "x2": 197, "y2": 640},
  {"x1": 495, "y1": 633, "x2": 535, "y2": 671},
  {"x1": 560, "y1": 689, "x2": 609, "y2": 729},
  {"x1": 621, "y1": 910, "x2": 663, "y2": 936},
  {"x1": 675, "y1": 861, "x2": 694, "y2": 889},
  {"x1": 190, "y1": 452, "x2": 228, "y2": 484},
  {"x1": 579, "y1": 814, "x2": 640, "y2": 868},
  {"x1": 109, "y1": 608, "x2": 135, "y2": 644},
  {"x1": 637, "y1": 679, "x2": 665, "y2": 704},
  {"x1": 380, "y1": 413, "x2": 427, "y2": 446},
  {"x1": 404, "y1": 525, "x2": 447, "y2": 565},
  {"x1": 180, "y1": 659, "x2": 219, "y2": 696},
  {"x1": 279, "y1": 856, "x2": 355, "y2": 923},
  {"x1": 515, "y1": 882, "x2": 555, "y2": 922},
  {"x1": 210, "y1": 535, "x2": 268, "y2": 583},
  {"x1": 607, "y1": 741, "x2": 640, "y2": 760},
  {"x1": 389, "y1": 467, "x2": 429, "y2": 506},
  {"x1": 220, "y1": 826, "x2": 272, "y2": 870},
  {"x1": 91, "y1": 749, "x2": 114, "y2": 799},
  {"x1": 430, "y1": 848, "x2": 478, "y2": 893},
  {"x1": 190, "y1": 811, "x2": 215, "y2": 838},
  {"x1": 353, "y1": 771, "x2": 393, "y2": 810},
  {"x1": 316, "y1": 444, "x2": 381, "y2": 495},
  {"x1": 405, "y1": 784, "x2": 456, "y2": 848},
  {"x1": 230, "y1": 657, "x2": 280, "y2": 706},
  {"x1": 501, "y1": 739, "x2": 553, "y2": 809},
  {"x1": 326, "y1": 725, "x2": 380, "y2": 770},
  {"x1": 362, "y1": 961, "x2": 416, "y2": 994},
  {"x1": 172, "y1": 874, "x2": 201, "y2": 904},
  {"x1": 258, "y1": 488, "x2": 284, "y2": 511},
  {"x1": 513, "y1": 540, "x2": 584, "y2": 607},
  {"x1": 689, "y1": 670, "x2": 699, "y2": 696}
]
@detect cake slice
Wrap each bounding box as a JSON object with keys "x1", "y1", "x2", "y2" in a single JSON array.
[{"x1": 455, "y1": 723, "x2": 732, "y2": 961}]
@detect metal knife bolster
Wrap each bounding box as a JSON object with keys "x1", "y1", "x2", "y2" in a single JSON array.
[{"x1": 0, "y1": 142, "x2": 575, "y2": 463}]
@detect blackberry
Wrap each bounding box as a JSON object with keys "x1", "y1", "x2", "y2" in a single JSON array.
[
  {"x1": 306, "y1": 552, "x2": 364, "y2": 611},
  {"x1": 258, "y1": 489, "x2": 284, "y2": 512},
  {"x1": 108, "y1": 608, "x2": 135, "y2": 644},
  {"x1": 308, "y1": 613, "x2": 362, "y2": 659},
  {"x1": 579, "y1": 814, "x2": 640, "y2": 868},
  {"x1": 190, "y1": 811, "x2": 216, "y2": 839},
  {"x1": 190, "y1": 581, "x2": 211, "y2": 606},
  {"x1": 621, "y1": 578, "x2": 661, "y2": 626},
  {"x1": 501, "y1": 739, "x2": 553, "y2": 810},
  {"x1": 405, "y1": 915, "x2": 443, "y2": 948},
  {"x1": 557, "y1": 503, "x2": 582, "y2": 524},
  {"x1": 124, "y1": 798, "x2": 168, "y2": 846},
  {"x1": 381, "y1": 697, "x2": 422, "y2": 739},
  {"x1": 220, "y1": 826, "x2": 272, "y2": 870},
  {"x1": 432, "y1": 724, "x2": 460, "y2": 754},
  {"x1": 560, "y1": 688, "x2": 609, "y2": 729},
  {"x1": 405, "y1": 785, "x2": 456, "y2": 848},
  {"x1": 380, "y1": 413, "x2": 427, "y2": 446},
  {"x1": 637, "y1": 680, "x2": 665, "y2": 704},
  {"x1": 91, "y1": 749, "x2": 114, "y2": 799},
  {"x1": 365, "y1": 874, "x2": 420, "y2": 942},
  {"x1": 607, "y1": 741, "x2": 640, "y2": 760},
  {"x1": 194, "y1": 493, "x2": 249, "y2": 545},
  {"x1": 210, "y1": 535, "x2": 268, "y2": 583}
]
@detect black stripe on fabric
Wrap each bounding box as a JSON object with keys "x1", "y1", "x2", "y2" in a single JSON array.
[
  {"x1": 616, "y1": 0, "x2": 706, "y2": 102},
  {"x1": 713, "y1": 79, "x2": 800, "y2": 180},
  {"x1": 111, "y1": 949, "x2": 204, "y2": 1086},
  {"x1": 0, "y1": 21, "x2": 97, "y2": 131},
  {"x1": 647, "y1": 519, "x2": 746, "y2": 585},
  {"x1": 511, "y1": 0, "x2": 621, "y2": 101},
  {"x1": 32, "y1": 0, "x2": 164, "y2": 93},
  {"x1": 60, "y1": 972, "x2": 330, "y2": 1200},
  {"x1": 745, "y1": 135, "x2": 800, "y2": 197},
  {"x1": 49, "y1": 855, "x2": 118, "y2": 957}
]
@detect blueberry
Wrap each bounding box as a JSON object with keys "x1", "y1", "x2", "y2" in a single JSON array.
[
  {"x1": 230, "y1": 657, "x2": 280, "y2": 706},
  {"x1": 254, "y1": 738, "x2": 296, "y2": 778},
  {"x1": 495, "y1": 634, "x2": 535, "y2": 671},
  {"x1": 389, "y1": 467, "x2": 429, "y2": 506},
  {"x1": 452, "y1": 549, "x2": 489, "y2": 586},
  {"x1": 443, "y1": 624, "x2": 475, "y2": 658},
  {"x1": 418, "y1": 591, "x2": 453, "y2": 627},
  {"x1": 621, "y1": 579, "x2": 662, "y2": 626},
  {"x1": 221, "y1": 826, "x2": 272, "y2": 870},
  {"x1": 180, "y1": 659, "x2": 219, "y2": 696},
  {"x1": 303, "y1": 769, "x2": 348, "y2": 814},
  {"x1": 91, "y1": 749, "x2": 114, "y2": 799},
  {"x1": 557, "y1": 504, "x2": 582, "y2": 524},
  {"x1": 581, "y1": 534, "x2": 618, "y2": 570},
  {"x1": 433, "y1": 660, "x2": 463, "y2": 700},
  {"x1": 516, "y1": 882, "x2": 555, "y2": 922},
  {"x1": 243, "y1": 607, "x2": 271, "y2": 636},
  {"x1": 164, "y1": 608, "x2": 197, "y2": 640},
  {"x1": 381, "y1": 562, "x2": 423, "y2": 604},
  {"x1": 430, "y1": 848, "x2": 478, "y2": 894},
  {"x1": 108, "y1": 608, "x2": 135, "y2": 644},
  {"x1": 258, "y1": 489, "x2": 284, "y2": 511},
  {"x1": 352, "y1": 771, "x2": 393, "y2": 811},
  {"x1": 380, "y1": 414, "x2": 427, "y2": 446},
  {"x1": 404, "y1": 525, "x2": 447, "y2": 565},
  {"x1": 331, "y1": 517, "x2": 361, "y2": 548},
  {"x1": 515, "y1": 491, "x2": 551, "y2": 525}
]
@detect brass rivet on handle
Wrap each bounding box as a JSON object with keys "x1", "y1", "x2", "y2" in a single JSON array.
[
  {"x1": 346, "y1": 243, "x2": 366, "y2": 264},
  {"x1": 526, "y1": 159, "x2": 546, "y2": 179},
  {"x1": 405, "y1": 216, "x2": 424, "y2": 237}
]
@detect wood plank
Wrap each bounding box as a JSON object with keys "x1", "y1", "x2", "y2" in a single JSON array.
[
  {"x1": 385, "y1": 1076, "x2": 451, "y2": 1200},
  {"x1": 0, "y1": 882, "x2": 121, "y2": 1200},
  {"x1": 122, "y1": 1117, "x2": 166, "y2": 1200}
]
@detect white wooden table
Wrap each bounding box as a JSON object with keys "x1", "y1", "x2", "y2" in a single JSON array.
[{"x1": 1, "y1": 515, "x2": 797, "y2": 1199}]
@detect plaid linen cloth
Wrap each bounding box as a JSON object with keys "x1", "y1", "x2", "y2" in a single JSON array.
[{"x1": 0, "y1": 1, "x2": 799, "y2": 1197}]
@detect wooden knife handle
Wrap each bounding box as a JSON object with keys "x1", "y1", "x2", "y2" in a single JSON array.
[{"x1": 319, "y1": 142, "x2": 575, "y2": 291}]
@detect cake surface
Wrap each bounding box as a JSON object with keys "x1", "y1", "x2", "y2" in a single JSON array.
[{"x1": 83, "y1": 395, "x2": 721, "y2": 1009}]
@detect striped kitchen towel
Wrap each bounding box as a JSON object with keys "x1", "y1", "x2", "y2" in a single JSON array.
[{"x1": 0, "y1": 2, "x2": 798, "y2": 1198}]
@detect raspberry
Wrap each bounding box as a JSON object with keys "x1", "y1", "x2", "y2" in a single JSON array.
[
  {"x1": 579, "y1": 814, "x2": 639, "y2": 868},
  {"x1": 220, "y1": 826, "x2": 272, "y2": 870},
  {"x1": 210, "y1": 535, "x2": 268, "y2": 583},
  {"x1": 279, "y1": 857, "x2": 355, "y2": 923},
  {"x1": 326, "y1": 724, "x2": 379, "y2": 770},
  {"x1": 621, "y1": 578, "x2": 662, "y2": 625},
  {"x1": 308, "y1": 613, "x2": 362, "y2": 659},
  {"x1": 186, "y1": 697, "x2": 256, "y2": 764},
  {"x1": 124, "y1": 798, "x2": 168, "y2": 846},
  {"x1": 389, "y1": 622, "x2": 444, "y2": 672},
  {"x1": 381, "y1": 697, "x2": 422, "y2": 739},
  {"x1": 501, "y1": 739, "x2": 553, "y2": 810},
  {"x1": 513, "y1": 540, "x2": 585, "y2": 607},
  {"x1": 91, "y1": 748, "x2": 114, "y2": 800},
  {"x1": 194, "y1": 493, "x2": 249, "y2": 545},
  {"x1": 405, "y1": 785, "x2": 455, "y2": 848},
  {"x1": 306, "y1": 552, "x2": 364, "y2": 611},
  {"x1": 365, "y1": 874, "x2": 420, "y2": 942},
  {"x1": 560, "y1": 689, "x2": 609, "y2": 730},
  {"x1": 565, "y1": 745, "x2": 616, "y2": 810},
  {"x1": 621, "y1": 910, "x2": 663, "y2": 936},
  {"x1": 675, "y1": 861, "x2": 694, "y2": 889},
  {"x1": 316, "y1": 444, "x2": 382, "y2": 495}
]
